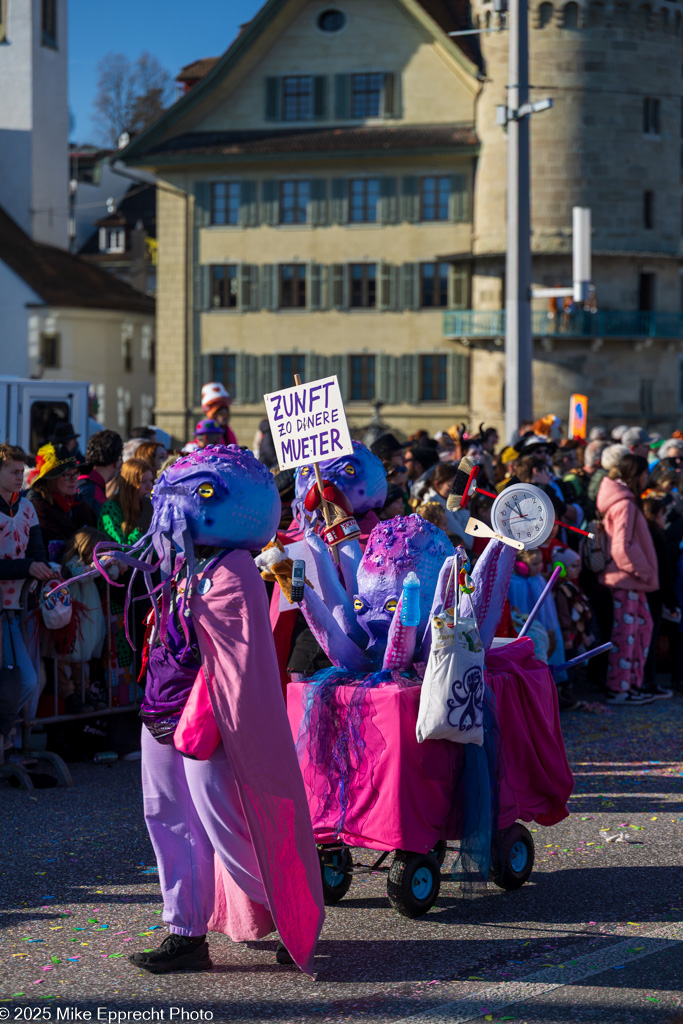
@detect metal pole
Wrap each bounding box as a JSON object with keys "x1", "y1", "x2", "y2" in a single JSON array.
[{"x1": 505, "y1": 0, "x2": 533, "y2": 441}]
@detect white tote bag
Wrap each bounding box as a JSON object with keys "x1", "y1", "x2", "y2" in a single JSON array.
[{"x1": 416, "y1": 592, "x2": 485, "y2": 747}]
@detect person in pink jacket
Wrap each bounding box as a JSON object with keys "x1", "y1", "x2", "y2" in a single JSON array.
[{"x1": 597, "y1": 454, "x2": 659, "y2": 705}]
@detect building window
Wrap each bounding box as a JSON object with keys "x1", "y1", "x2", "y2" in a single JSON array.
[
  {"x1": 639, "y1": 272, "x2": 656, "y2": 311},
  {"x1": 149, "y1": 340, "x2": 156, "y2": 374},
  {"x1": 0, "y1": 0, "x2": 6, "y2": 43},
  {"x1": 349, "y1": 355, "x2": 376, "y2": 400},
  {"x1": 280, "y1": 264, "x2": 307, "y2": 308},
  {"x1": 209, "y1": 354, "x2": 236, "y2": 398},
  {"x1": 282, "y1": 76, "x2": 314, "y2": 121},
  {"x1": 318, "y1": 9, "x2": 346, "y2": 31},
  {"x1": 562, "y1": 1, "x2": 580, "y2": 27},
  {"x1": 420, "y1": 176, "x2": 450, "y2": 221},
  {"x1": 420, "y1": 263, "x2": 449, "y2": 308},
  {"x1": 210, "y1": 182, "x2": 241, "y2": 225},
  {"x1": 42, "y1": 0, "x2": 57, "y2": 47},
  {"x1": 210, "y1": 265, "x2": 238, "y2": 309},
  {"x1": 349, "y1": 264, "x2": 377, "y2": 307},
  {"x1": 644, "y1": 190, "x2": 654, "y2": 229},
  {"x1": 123, "y1": 338, "x2": 133, "y2": 373},
  {"x1": 279, "y1": 354, "x2": 307, "y2": 387},
  {"x1": 640, "y1": 378, "x2": 654, "y2": 415},
  {"x1": 349, "y1": 178, "x2": 380, "y2": 223},
  {"x1": 643, "y1": 97, "x2": 660, "y2": 135},
  {"x1": 539, "y1": 2, "x2": 554, "y2": 26},
  {"x1": 40, "y1": 333, "x2": 60, "y2": 369},
  {"x1": 279, "y1": 180, "x2": 310, "y2": 224},
  {"x1": 351, "y1": 73, "x2": 383, "y2": 118},
  {"x1": 419, "y1": 354, "x2": 448, "y2": 401}
]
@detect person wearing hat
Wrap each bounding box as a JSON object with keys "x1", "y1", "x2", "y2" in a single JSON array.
[
  {"x1": 194, "y1": 419, "x2": 225, "y2": 449},
  {"x1": 200, "y1": 382, "x2": 238, "y2": 446},
  {"x1": 50, "y1": 422, "x2": 81, "y2": 456},
  {"x1": 369, "y1": 433, "x2": 407, "y2": 467},
  {"x1": 27, "y1": 444, "x2": 95, "y2": 552},
  {"x1": 622, "y1": 427, "x2": 656, "y2": 460}
]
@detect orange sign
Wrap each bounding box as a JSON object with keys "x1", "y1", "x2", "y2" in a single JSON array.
[{"x1": 569, "y1": 394, "x2": 588, "y2": 440}]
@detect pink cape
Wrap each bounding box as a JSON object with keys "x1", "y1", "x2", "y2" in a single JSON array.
[
  {"x1": 188, "y1": 549, "x2": 325, "y2": 976},
  {"x1": 287, "y1": 638, "x2": 573, "y2": 853}
]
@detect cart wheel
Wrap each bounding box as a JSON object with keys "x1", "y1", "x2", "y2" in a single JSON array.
[
  {"x1": 491, "y1": 823, "x2": 535, "y2": 891},
  {"x1": 431, "y1": 839, "x2": 448, "y2": 868},
  {"x1": 387, "y1": 851, "x2": 441, "y2": 918},
  {"x1": 318, "y1": 847, "x2": 353, "y2": 905}
]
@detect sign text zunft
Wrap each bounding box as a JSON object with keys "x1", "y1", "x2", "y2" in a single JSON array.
[{"x1": 264, "y1": 375, "x2": 354, "y2": 470}]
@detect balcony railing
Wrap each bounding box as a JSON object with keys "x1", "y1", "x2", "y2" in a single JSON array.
[{"x1": 444, "y1": 310, "x2": 683, "y2": 340}]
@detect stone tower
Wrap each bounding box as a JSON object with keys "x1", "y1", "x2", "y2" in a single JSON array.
[{"x1": 0, "y1": 0, "x2": 69, "y2": 248}]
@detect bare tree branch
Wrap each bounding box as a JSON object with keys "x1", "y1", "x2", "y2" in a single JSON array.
[{"x1": 92, "y1": 51, "x2": 174, "y2": 147}]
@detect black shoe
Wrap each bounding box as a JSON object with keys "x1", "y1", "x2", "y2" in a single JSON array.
[
  {"x1": 275, "y1": 940, "x2": 294, "y2": 965},
  {"x1": 641, "y1": 683, "x2": 674, "y2": 700},
  {"x1": 129, "y1": 934, "x2": 212, "y2": 974}
]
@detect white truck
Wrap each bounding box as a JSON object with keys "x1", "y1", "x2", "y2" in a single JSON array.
[{"x1": 0, "y1": 377, "x2": 91, "y2": 454}]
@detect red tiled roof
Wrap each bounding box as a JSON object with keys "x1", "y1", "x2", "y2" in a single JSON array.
[
  {"x1": 0, "y1": 206, "x2": 154, "y2": 314},
  {"x1": 149, "y1": 123, "x2": 478, "y2": 159},
  {"x1": 176, "y1": 57, "x2": 220, "y2": 82}
]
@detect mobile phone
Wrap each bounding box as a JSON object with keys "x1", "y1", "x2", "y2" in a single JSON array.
[{"x1": 291, "y1": 559, "x2": 306, "y2": 603}]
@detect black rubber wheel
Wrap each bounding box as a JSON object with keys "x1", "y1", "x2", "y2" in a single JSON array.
[
  {"x1": 318, "y1": 846, "x2": 353, "y2": 905},
  {"x1": 491, "y1": 823, "x2": 535, "y2": 891},
  {"x1": 387, "y1": 851, "x2": 441, "y2": 918},
  {"x1": 431, "y1": 839, "x2": 448, "y2": 868}
]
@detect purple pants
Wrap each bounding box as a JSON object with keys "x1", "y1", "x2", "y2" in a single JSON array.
[{"x1": 141, "y1": 726, "x2": 268, "y2": 936}]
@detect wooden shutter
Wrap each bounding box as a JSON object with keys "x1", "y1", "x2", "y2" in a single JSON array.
[
  {"x1": 260, "y1": 264, "x2": 276, "y2": 311},
  {"x1": 331, "y1": 178, "x2": 348, "y2": 224},
  {"x1": 313, "y1": 76, "x2": 327, "y2": 119},
  {"x1": 308, "y1": 262, "x2": 326, "y2": 311},
  {"x1": 194, "y1": 265, "x2": 209, "y2": 312},
  {"x1": 450, "y1": 173, "x2": 470, "y2": 223},
  {"x1": 334, "y1": 74, "x2": 351, "y2": 119},
  {"x1": 261, "y1": 180, "x2": 279, "y2": 225},
  {"x1": 379, "y1": 177, "x2": 398, "y2": 224},
  {"x1": 331, "y1": 264, "x2": 347, "y2": 310},
  {"x1": 399, "y1": 354, "x2": 419, "y2": 404},
  {"x1": 449, "y1": 352, "x2": 469, "y2": 406},
  {"x1": 401, "y1": 176, "x2": 420, "y2": 223},
  {"x1": 260, "y1": 353, "x2": 278, "y2": 396},
  {"x1": 239, "y1": 181, "x2": 258, "y2": 227},
  {"x1": 310, "y1": 179, "x2": 328, "y2": 226},
  {"x1": 382, "y1": 72, "x2": 399, "y2": 118},
  {"x1": 450, "y1": 263, "x2": 470, "y2": 309},
  {"x1": 400, "y1": 263, "x2": 419, "y2": 311},
  {"x1": 194, "y1": 182, "x2": 211, "y2": 227},
  {"x1": 307, "y1": 353, "x2": 328, "y2": 382},
  {"x1": 376, "y1": 353, "x2": 397, "y2": 404},
  {"x1": 265, "y1": 77, "x2": 281, "y2": 121},
  {"x1": 239, "y1": 264, "x2": 258, "y2": 311},
  {"x1": 379, "y1": 261, "x2": 397, "y2": 311},
  {"x1": 328, "y1": 355, "x2": 348, "y2": 400}
]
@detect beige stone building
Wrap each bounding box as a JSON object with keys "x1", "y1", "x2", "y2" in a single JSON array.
[{"x1": 120, "y1": 0, "x2": 683, "y2": 444}]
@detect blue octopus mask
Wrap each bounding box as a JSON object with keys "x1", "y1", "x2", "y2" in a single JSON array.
[{"x1": 294, "y1": 440, "x2": 387, "y2": 517}]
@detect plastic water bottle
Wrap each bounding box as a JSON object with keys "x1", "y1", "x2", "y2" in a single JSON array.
[{"x1": 400, "y1": 572, "x2": 421, "y2": 627}]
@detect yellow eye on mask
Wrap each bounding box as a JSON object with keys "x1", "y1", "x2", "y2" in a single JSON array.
[
  {"x1": 354, "y1": 598, "x2": 364, "y2": 611},
  {"x1": 385, "y1": 599, "x2": 397, "y2": 613},
  {"x1": 434, "y1": 616, "x2": 444, "y2": 629},
  {"x1": 197, "y1": 483, "x2": 214, "y2": 499},
  {"x1": 344, "y1": 465, "x2": 356, "y2": 475}
]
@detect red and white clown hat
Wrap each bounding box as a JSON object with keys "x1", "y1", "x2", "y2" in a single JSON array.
[{"x1": 201, "y1": 381, "x2": 231, "y2": 412}]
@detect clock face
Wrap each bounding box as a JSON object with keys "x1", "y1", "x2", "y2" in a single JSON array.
[{"x1": 491, "y1": 484, "x2": 556, "y2": 549}]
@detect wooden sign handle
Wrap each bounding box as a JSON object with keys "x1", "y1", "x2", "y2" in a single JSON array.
[{"x1": 294, "y1": 374, "x2": 340, "y2": 565}]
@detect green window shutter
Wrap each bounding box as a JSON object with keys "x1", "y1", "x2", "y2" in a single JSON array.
[
  {"x1": 313, "y1": 76, "x2": 327, "y2": 119},
  {"x1": 378, "y1": 261, "x2": 397, "y2": 311},
  {"x1": 450, "y1": 173, "x2": 470, "y2": 223},
  {"x1": 261, "y1": 264, "x2": 276, "y2": 311},
  {"x1": 310, "y1": 179, "x2": 328, "y2": 226},
  {"x1": 328, "y1": 355, "x2": 348, "y2": 399},
  {"x1": 450, "y1": 263, "x2": 470, "y2": 309},
  {"x1": 249, "y1": 265, "x2": 259, "y2": 311},
  {"x1": 261, "y1": 180, "x2": 279, "y2": 226},
  {"x1": 265, "y1": 77, "x2": 281, "y2": 121},
  {"x1": 401, "y1": 176, "x2": 419, "y2": 223},
  {"x1": 449, "y1": 352, "x2": 469, "y2": 406},
  {"x1": 194, "y1": 265, "x2": 209, "y2": 311},
  {"x1": 194, "y1": 182, "x2": 211, "y2": 227},
  {"x1": 306, "y1": 354, "x2": 328, "y2": 382},
  {"x1": 376, "y1": 354, "x2": 397, "y2": 404},
  {"x1": 331, "y1": 178, "x2": 348, "y2": 224},
  {"x1": 399, "y1": 354, "x2": 419, "y2": 404},
  {"x1": 240, "y1": 181, "x2": 258, "y2": 227},
  {"x1": 334, "y1": 74, "x2": 350, "y2": 119},
  {"x1": 400, "y1": 263, "x2": 418, "y2": 311},
  {"x1": 382, "y1": 72, "x2": 399, "y2": 118},
  {"x1": 239, "y1": 264, "x2": 258, "y2": 311},
  {"x1": 331, "y1": 263, "x2": 347, "y2": 310},
  {"x1": 308, "y1": 262, "x2": 326, "y2": 311},
  {"x1": 260, "y1": 354, "x2": 278, "y2": 397},
  {"x1": 379, "y1": 177, "x2": 398, "y2": 224},
  {"x1": 193, "y1": 353, "x2": 210, "y2": 406}
]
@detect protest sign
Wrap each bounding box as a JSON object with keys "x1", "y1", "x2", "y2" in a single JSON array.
[{"x1": 264, "y1": 375, "x2": 354, "y2": 471}]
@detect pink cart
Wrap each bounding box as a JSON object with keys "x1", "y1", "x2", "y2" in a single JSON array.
[{"x1": 287, "y1": 637, "x2": 574, "y2": 918}]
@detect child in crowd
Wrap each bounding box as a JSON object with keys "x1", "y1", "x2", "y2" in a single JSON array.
[
  {"x1": 416, "y1": 501, "x2": 451, "y2": 539},
  {"x1": 507, "y1": 548, "x2": 566, "y2": 672},
  {"x1": 553, "y1": 548, "x2": 596, "y2": 662}
]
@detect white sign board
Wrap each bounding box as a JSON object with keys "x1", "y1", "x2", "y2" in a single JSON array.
[{"x1": 264, "y1": 375, "x2": 354, "y2": 471}]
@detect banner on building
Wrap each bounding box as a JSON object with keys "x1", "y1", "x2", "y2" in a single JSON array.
[
  {"x1": 264, "y1": 375, "x2": 354, "y2": 470},
  {"x1": 569, "y1": 394, "x2": 588, "y2": 440}
]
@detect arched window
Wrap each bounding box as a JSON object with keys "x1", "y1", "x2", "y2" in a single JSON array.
[
  {"x1": 539, "y1": 2, "x2": 554, "y2": 25},
  {"x1": 563, "y1": 1, "x2": 580, "y2": 26},
  {"x1": 615, "y1": 1, "x2": 630, "y2": 23},
  {"x1": 485, "y1": 9, "x2": 492, "y2": 28},
  {"x1": 588, "y1": 2, "x2": 604, "y2": 24},
  {"x1": 676, "y1": 9, "x2": 682, "y2": 31},
  {"x1": 661, "y1": 7, "x2": 670, "y2": 29}
]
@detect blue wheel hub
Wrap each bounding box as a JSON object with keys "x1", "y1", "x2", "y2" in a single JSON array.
[
  {"x1": 412, "y1": 866, "x2": 434, "y2": 900},
  {"x1": 509, "y1": 840, "x2": 529, "y2": 873},
  {"x1": 324, "y1": 860, "x2": 346, "y2": 888}
]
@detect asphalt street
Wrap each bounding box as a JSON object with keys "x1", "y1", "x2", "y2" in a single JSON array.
[{"x1": 0, "y1": 697, "x2": 681, "y2": 1024}]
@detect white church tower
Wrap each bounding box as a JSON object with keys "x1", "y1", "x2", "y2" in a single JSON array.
[{"x1": 0, "y1": 0, "x2": 69, "y2": 248}]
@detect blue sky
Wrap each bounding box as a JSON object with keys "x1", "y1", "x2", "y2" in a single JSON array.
[{"x1": 68, "y1": 0, "x2": 262, "y2": 142}]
